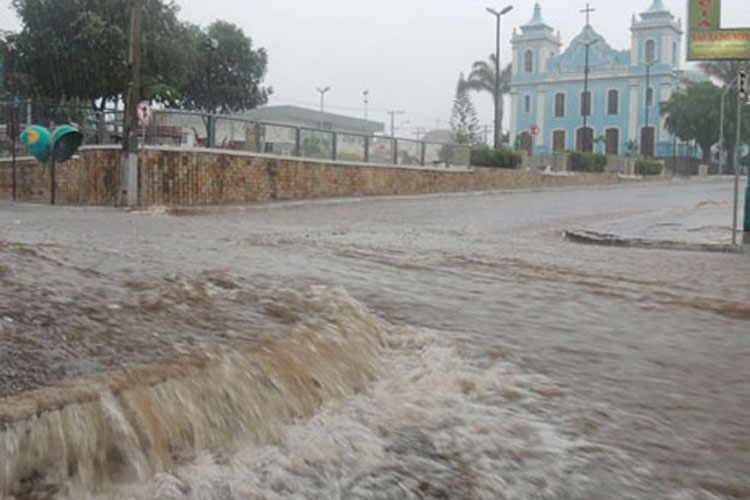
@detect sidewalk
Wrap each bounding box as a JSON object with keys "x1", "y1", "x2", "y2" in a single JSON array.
[{"x1": 565, "y1": 196, "x2": 750, "y2": 253}]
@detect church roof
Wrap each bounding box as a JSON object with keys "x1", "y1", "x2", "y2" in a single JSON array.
[
  {"x1": 643, "y1": 0, "x2": 668, "y2": 14},
  {"x1": 549, "y1": 25, "x2": 630, "y2": 73},
  {"x1": 520, "y1": 3, "x2": 553, "y2": 35},
  {"x1": 636, "y1": 0, "x2": 676, "y2": 25}
]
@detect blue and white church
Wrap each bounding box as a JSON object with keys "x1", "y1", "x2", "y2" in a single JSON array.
[{"x1": 510, "y1": 0, "x2": 686, "y2": 158}]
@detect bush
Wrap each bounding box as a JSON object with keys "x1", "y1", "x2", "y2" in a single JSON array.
[
  {"x1": 568, "y1": 151, "x2": 607, "y2": 172},
  {"x1": 635, "y1": 160, "x2": 663, "y2": 176},
  {"x1": 470, "y1": 146, "x2": 522, "y2": 169}
]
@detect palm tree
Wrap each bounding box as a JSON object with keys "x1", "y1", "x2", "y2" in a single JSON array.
[
  {"x1": 698, "y1": 61, "x2": 747, "y2": 86},
  {"x1": 460, "y1": 54, "x2": 512, "y2": 147}
]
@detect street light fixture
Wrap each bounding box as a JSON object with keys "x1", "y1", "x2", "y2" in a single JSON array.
[
  {"x1": 486, "y1": 5, "x2": 513, "y2": 149},
  {"x1": 316, "y1": 86, "x2": 331, "y2": 113},
  {"x1": 643, "y1": 58, "x2": 657, "y2": 157},
  {"x1": 363, "y1": 90, "x2": 370, "y2": 120},
  {"x1": 581, "y1": 36, "x2": 599, "y2": 152}
]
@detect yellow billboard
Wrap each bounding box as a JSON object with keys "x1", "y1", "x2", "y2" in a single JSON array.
[{"x1": 688, "y1": 28, "x2": 750, "y2": 60}]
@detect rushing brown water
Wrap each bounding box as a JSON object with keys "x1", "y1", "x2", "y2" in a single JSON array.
[{"x1": 0, "y1": 179, "x2": 748, "y2": 499}]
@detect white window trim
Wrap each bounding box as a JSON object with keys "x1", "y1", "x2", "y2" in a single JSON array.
[
  {"x1": 554, "y1": 92, "x2": 566, "y2": 118},
  {"x1": 580, "y1": 90, "x2": 594, "y2": 118},
  {"x1": 644, "y1": 38, "x2": 658, "y2": 64},
  {"x1": 606, "y1": 88, "x2": 620, "y2": 116},
  {"x1": 524, "y1": 50, "x2": 534, "y2": 74}
]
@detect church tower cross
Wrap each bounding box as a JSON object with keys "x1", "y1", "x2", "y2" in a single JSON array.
[{"x1": 580, "y1": 3, "x2": 595, "y2": 26}]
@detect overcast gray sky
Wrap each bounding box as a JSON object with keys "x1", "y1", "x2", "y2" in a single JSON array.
[{"x1": 2, "y1": 0, "x2": 750, "y2": 136}]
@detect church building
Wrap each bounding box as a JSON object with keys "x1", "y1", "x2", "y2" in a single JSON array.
[{"x1": 510, "y1": 0, "x2": 685, "y2": 158}]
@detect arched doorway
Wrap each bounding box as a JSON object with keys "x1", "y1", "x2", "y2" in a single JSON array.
[
  {"x1": 576, "y1": 127, "x2": 594, "y2": 153},
  {"x1": 640, "y1": 127, "x2": 655, "y2": 157},
  {"x1": 605, "y1": 128, "x2": 619, "y2": 155}
]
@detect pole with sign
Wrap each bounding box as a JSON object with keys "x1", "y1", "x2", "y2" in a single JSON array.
[{"x1": 687, "y1": 0, "x2": 750, "y2": 243}]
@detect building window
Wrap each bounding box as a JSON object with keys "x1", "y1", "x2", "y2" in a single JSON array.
[
  {"x1": 645, "y1": 39, "x2": 656, "y2": 64},
  {"x1": 605, "y1": 128, "x2": 619, "y2": 155},
  {"x1": 524, "y1": 50, "x2": 533, "y2": 73},
  {"x1": 580, "y1": 91, "x2": 591, "y2": 117},
  {"x1": 607, "y1": 90, "x2": 619, "y2": 115},
  {"x1": 552, "y1": 130, "x2": 566, "y2": 152},
  {"x1": 524, "y1": 95, "x2": 531, "y2": 114},
  {"x1": 554, "y1": 93, "x2": 566, "y2": 117},
  {"x1": 646, "y1": 87, "x2": 654, "y2": 107},
  {"x1": 672, "y1": 41, "x2": 678, "y2": 66}
]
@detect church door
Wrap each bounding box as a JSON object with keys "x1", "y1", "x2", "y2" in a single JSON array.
[
  {"x1": 605, "y1": 128, "x2": 619, "y2": 155},
  {"x1": 576, "y1": 127, "x2": 594, "y2": 153},
  {"x1": 640, "y1": 127, "x2": 655, "y2": 157},
  {"x1": 552, "y1": 130, "x2": 566, "y2": 152}
]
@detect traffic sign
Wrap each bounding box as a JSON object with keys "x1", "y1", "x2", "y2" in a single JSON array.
[{"x1": 529, "y1": 125, "x2": 540, "y2": 136}]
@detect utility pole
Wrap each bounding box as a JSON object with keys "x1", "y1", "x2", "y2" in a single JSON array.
[
  {"x1": 732, "y1": 69, "x2": 745, "y2": 245},
  {"x1": 206, "y1": 37, "x2": 219, "y2": 148},
  {"x1": 388, "y1": 110, "x2": 405, "y2": 137},
  {"x1": 121, "y1": 0, "x2": 142, "y2": 207},
  {"x1": 486, "y1": 6, "x2": 513, "y2": 149},
  {"x1": 643, "y1": 59, "x2": 657, "y2": 157},
  {"x1": 581, "y1": 37, "x2": 598, "y2": 152}
]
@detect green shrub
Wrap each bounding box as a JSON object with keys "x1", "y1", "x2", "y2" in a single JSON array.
[
  {"x1": 568, "y1": 151, "x2": 607, "y2": 172},
  {"x1": 470, "y1": 146, "x2": 522, "y2": 169},
  {"x1": 635, "y1": 160, "x2": 663, "y2": 176}
]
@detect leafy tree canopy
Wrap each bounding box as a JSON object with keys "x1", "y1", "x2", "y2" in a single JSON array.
[{"x1": 2, "y1": 0, "x2": 270, "y2": 113}]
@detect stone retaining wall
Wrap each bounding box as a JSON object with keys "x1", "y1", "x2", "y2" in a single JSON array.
[{"x1": 1, "y1": 146, "x2": 632, "y2": 207}]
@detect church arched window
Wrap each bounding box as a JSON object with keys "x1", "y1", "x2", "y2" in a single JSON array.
[
  {"x1": 524, "y1": 50, "x2": 534, "y2": 73},
  {"x1": 645, "y1": 40, "x2": 656, "y2": 64}
]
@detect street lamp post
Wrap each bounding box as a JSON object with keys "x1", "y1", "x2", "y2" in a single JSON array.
[
  {"x1": 205, "y1": 37, "x2": 219, "y2": 148},
  {"x1": 643, "y1": 58, "x2": 657, "y2": 157},
  {"x1": 581, "y1": 37, "x2": 598, "y2": 152},
  {"x1": 316, "y1": 86, "x2": 331, "y2": 113},
  {"x1": 486, "y1": 5, "x2": 513, "y2": 150}
]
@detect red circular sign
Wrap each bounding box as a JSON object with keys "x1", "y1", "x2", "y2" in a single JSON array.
[{"x1": 529, "y1": 125, "x2": 540, "y2": 136}]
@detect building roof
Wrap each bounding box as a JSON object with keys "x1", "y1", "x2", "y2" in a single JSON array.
[
  {"x1": 238, "y1": 105, "x2": 384, "y2": 134},
  {"x1": 550, "y1": 25, "x2": 630, "y2": 73},
  {"x1": 520, "y1": 3, "x2": 554, "y2": 35}
]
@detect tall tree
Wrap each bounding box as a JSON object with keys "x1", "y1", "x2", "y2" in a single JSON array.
[
  {"x1": 175, "y1": 20, "x2": 270, "y2": 114},
  {"x1": 460, "y1": 54, "x2": 512, "y2": 146},
  {"x1": 7, "y1": 0, "x2": 191, "y2": 109},
  {"x1": 450, "y1": 74, "x2": 480, "y2": 145},
  {"x1": 660, "y1": 81, "x2": 750, "y2": 166}
]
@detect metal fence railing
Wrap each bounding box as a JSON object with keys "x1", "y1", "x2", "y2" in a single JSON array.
[{"x1": 0, "y1": 102, "x2": 471, "y2": 168}]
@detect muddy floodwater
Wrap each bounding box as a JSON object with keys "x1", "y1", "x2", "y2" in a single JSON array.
[{"x1": 0, "y1": 180, "x2": 748, "y2": 499}]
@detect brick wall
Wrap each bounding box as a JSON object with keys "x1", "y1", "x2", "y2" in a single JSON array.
[
  {"x1": 0, "y1": 147, "x2": 119, "y2": 205},
  {"x1": 1, "y1": 146, "x2": 629, "y2": 207}
]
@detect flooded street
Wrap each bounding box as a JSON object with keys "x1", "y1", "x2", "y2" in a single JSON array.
[{"x1": 1, "y1": 180, "x2": 749, "y2": 499}]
